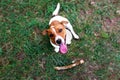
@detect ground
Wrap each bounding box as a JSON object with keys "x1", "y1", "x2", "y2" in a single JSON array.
[{"x1": 0, "y1": 0, "x2": 120, "y2": 80}]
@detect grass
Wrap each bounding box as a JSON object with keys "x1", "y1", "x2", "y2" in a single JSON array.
[{"x1": 0, "y1": 0, "x2": 120, "y2": 80}]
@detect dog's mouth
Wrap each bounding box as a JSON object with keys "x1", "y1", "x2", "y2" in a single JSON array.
[
  {"x1": 55, "y1": 36, "x2": 68, "y2": 54},
  {"x1": 59, "y1": 42, "x2": 68, "y2": 54}
]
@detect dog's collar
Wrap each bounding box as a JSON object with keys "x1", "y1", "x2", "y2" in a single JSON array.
[
  {"x1": 65, "y1": 35, "x2": 67, "y2": 44},
  {"x1": 66, "y1": 28, "x2": 71, "y2": 33}
]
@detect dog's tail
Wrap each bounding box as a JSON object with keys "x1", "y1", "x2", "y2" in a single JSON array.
[{"x1": 52, "y1": 3, "x2": 60, "y2": 16}]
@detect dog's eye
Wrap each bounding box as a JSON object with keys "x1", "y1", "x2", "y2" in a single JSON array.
[
  {"x1": 58, "y1": 29, "x2": 63, "y2": 33},
  {"x1": 49, "y1": 34, "x2": 54, "y2": 37}
]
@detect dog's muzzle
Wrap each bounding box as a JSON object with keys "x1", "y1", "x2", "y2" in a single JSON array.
[{"x1": 56, "y1": 39, "x2": 62, "y2": 45}]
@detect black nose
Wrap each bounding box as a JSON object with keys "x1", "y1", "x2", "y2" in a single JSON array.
[{"x1": 56, "y1": 39, "x2": 61, "y2": 44}]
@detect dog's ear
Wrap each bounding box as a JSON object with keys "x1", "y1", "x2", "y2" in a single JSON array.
[
  {"x1": 61, "y1": 21, "x2": 68, "y2": 26},
  {"x1": 42, "y1": 29, "x2": 48, "y2": 35}
]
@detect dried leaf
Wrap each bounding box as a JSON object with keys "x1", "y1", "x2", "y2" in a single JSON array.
[
  {"x1": 34, "y1": 27, "x2": 41, "y2": 34},
  {"x1": 16, "y1": 52, "x2": 26, "y2": 60},
  {"x1": 116, "y1": 10, "x2": 120, "y2": 15}
]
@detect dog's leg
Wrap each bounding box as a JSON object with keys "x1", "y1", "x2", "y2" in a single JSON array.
[
  {"x1": 54, "y1": 47, "x2": 59, "y2": 52},
  {"x1": 66, "y1": 37, "x2": 71, "y2": 45},
  {"x1": 66, "y1": 23, "x2": 79, "y2": 39}
]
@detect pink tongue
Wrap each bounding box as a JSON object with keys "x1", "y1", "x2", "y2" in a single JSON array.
[{"x1": 60, "y1": 43, "x2": 68, "y2": 54}]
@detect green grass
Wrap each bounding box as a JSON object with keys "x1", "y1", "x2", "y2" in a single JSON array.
[{"x1": 0, "y1": 0, "x2": 120, "y2": 80}]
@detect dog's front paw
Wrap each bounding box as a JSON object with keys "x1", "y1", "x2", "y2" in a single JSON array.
[
  {"x1": 74, "y1": 35, "x2": 79, "y2": 39},
  {"x1": 54, "y1": 48, "x2": 59, "y2": 53}
]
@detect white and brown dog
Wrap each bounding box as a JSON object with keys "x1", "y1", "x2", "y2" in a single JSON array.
[{"x1": 42, "y1": 3, "x2": 79, "y2": 54}]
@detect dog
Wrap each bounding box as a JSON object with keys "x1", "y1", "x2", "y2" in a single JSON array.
[{"x1": 42, "y1": 3, "x2": 79, "y2": 54}]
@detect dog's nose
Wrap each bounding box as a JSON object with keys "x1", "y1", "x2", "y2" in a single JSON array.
[{"x1": 56, "y1": 39, "x2": 61, "y2": 44}]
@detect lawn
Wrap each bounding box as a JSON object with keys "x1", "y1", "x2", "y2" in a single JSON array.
[{"x1": 0, "y1": 0, "x2": 120, "y2": 80}]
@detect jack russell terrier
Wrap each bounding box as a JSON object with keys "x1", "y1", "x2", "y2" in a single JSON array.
[{"x1": 42, "y1": 3, "x2": 79, "y2": 54}]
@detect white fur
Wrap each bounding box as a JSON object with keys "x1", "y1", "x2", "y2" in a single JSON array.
[
  {"x1": 51, "y1": 27, "x2": 57, "y2": 35},
  {"x1": 49, "y1": 16, "x2": 68, "y2": 25},
  {"x1": 52, "y1": 3, "x2": 60, "y2": 16},
  {"x1": 65, "y1": 23, "x2": 79, "y2": 39},
  {"x1": 49, "y1": 3, "x2": 79, "y2": 53},
  {"x1": 66, "y1": 29, "x2": 72, "y2": 45}
]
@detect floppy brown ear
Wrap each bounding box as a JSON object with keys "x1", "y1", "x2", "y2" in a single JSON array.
[
  {"x1": 42, "y1": 29, "x2": 48, "y2": 35},
  {"x1": 61, "y1": 21, "x2": 68, "y2": 25}
]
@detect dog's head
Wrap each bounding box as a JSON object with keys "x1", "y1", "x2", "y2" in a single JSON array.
[{"x1": 42, "y1": 20, "x2": 68, "y2": 53}]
